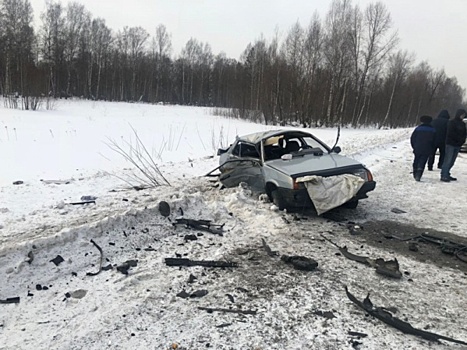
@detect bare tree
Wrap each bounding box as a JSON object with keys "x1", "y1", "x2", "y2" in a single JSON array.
[
  {"x1": 322, "y1": 0, "x2": 354, "y2": 125},
  {"x1": 181, "y1": 38, "x2": 202, "y2": 104},
  {"x1": 436, "y1": 77, "x2": 465, "y2": 110},
  {"x1": 198, "y1": 42, "x2": 213, "y2": 104},
  {"x1": 259, "y1": 30, "x2": 282, "y2": 125},
  {"x1": 115, "y1": 28, "x2": 129, "y2": 100},
  {"x1": 152, "y1": 24, "x2": 172, "y2": 101},
  {"x1": 88, "y1": 18, "x2": 112, "y2": 99},
  {"x1": 40, "y1": 0, "x2": 65, "y2": 97},
  {"x1": 0, "y1": 0, "x2": 465, "y2": 125},
  {"x1": 0, "y1": 0, "x2": 35, "y2": 96},
  {"x1": 63, "y1": 2, "x2": 90, "y2": 96},
  {"x1": 242, "y1": 36, "x2": 269, "y2": 116},
  {"x1": 128, "y1": 27, "x2": 148, "y2": 100},
  {"x1": 411, "y1": 61, "x2": 433, "y2": 118},
  {"x1": 303, "y1": 12, "x2": 324, "y2": 125},
  {"x1": 427, "y1": 68, "x2": 446, "y2": 104},
  {"x1": 352, "y1": 2, "x2": 398, "y2": 125},
  {"x1": 282, "y1": 21, "x2": 305, "y2": 124},
  {"x1": 382, "y1": 50, "x2": 413, "y2": 127}
]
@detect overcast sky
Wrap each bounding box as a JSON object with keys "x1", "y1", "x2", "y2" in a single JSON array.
[{"x1": 29, "y1": 0, "x2": 467, "y2": 91}]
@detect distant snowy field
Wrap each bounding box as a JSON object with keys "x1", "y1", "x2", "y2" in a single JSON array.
[
  {"x1": 0, "y1": 99, "x2": 406, "y2": 183},
  {"x1": 1, "y1": 100, "x2": 467, "y2": 349}
]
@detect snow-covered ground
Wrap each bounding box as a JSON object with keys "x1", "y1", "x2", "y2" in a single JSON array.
[{"x1": 1, "y1": 100, "x2": 466, "y2": 349}]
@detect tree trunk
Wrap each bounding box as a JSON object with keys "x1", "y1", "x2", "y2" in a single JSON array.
[
  {"x1": 382, "y1": 74, "x2": 398, "y2": 127},
  {"x1": 5, "y1": 54, "x2": 11, "y2": 94}
]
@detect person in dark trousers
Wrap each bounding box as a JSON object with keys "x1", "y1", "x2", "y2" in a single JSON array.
[
  {"x1": 427, "y1": 109, "x2": 450, "y2": 170},
  {"x1": 410, "y1": 115, "x2": 436, "y2": 181},
  {"x1": 440, "y1": 108, "x2": 467, "y2": 182}
]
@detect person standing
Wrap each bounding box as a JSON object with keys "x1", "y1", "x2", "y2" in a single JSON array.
[
  {"x1": 410, "y1": 115, "x2": 436, "y2": 181},
  {"x1": 427, "y1": 109, "x2": 450, "y2": 170},
  {"x1": 440, "y1": 108, "x2": 467, "y2": 182}
]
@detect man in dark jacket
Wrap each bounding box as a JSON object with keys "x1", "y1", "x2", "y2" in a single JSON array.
[
  {"x1": 427, "y1": 109, "x2": 450, "y2": 170},
  {"x1": 440, "y1": 108, "x2": 467, "y2": 182},
  {"x1": 410, "y1": 115, "x2": 436, "y2": 181}
]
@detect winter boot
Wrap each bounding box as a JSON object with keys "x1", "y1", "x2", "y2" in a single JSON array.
[{"x1": 414, "y1": 169, "x2": 423, "y2": 182}]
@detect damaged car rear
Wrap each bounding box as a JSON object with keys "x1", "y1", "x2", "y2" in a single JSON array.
[{"x1": 215, "y1": 130, "x2": 375, "y2": 214}]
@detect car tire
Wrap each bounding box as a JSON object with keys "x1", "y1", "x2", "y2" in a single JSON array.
[
  {"x1": 343, "y1": 200, "x2": 359, "y2": 209},
  {"x1": 271, "y1": 189, "x2": 286, "y2": 210}
]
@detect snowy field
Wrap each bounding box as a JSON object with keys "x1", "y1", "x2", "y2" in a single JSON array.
[{"x1": 1, "y1": 100, "x2": 466, "y2": 349}]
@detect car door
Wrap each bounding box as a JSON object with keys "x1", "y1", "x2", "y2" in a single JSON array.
[{"x1": 219, "y1": 141, "x2": 265, "y2": 191}]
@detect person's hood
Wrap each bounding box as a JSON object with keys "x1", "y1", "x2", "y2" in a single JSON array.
[
  {"x1": 455, "y1": 108, "x2": 467, "y2": 119},
  {"x1": 437, "y1": 109, "x2": 450, "y2": 119}
]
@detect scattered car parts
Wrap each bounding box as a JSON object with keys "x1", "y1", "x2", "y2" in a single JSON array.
[
  {"x1": 322, "y1": 234, "x2": 402, "y2": 279},
  {"x1": 173, "y1": 218, "x2": 224, "y2": 236},
  {"x1": 262, "y1": 238, "x2": 318, "y2": 271},
  {"x1": 86, "y1": 239, "x2": 104, "y2": 276},
  {"x1": 345, "y1": 286, "x2": 467, "y2": 346},
  {"x1": 198, "y1": 307, "x2": 257, "y2": 315},
  {"x1": 165, "y1": 258, "x2": 238, "y2": 268}
]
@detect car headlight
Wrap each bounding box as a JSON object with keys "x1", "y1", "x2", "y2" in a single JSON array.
[{"x1": 352, "y1": 168, "x2": 371, "y2": 181}]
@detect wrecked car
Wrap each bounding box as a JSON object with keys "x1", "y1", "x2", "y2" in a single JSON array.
[
  {"x1": 216, "y1": 130, "x2": 375, "y2": 213},
  {"x1": 461, "y1": 118, "x2": 467, "y2": 152}
]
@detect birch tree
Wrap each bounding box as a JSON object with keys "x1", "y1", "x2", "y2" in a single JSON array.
[
  {"x1": 152, "y1": 24, "x2": 171, "y2": 101},
  {"x1": 89, "y1": 18, "x2": 112, "y2": 99},
  {"x1": 0, "y1": 0, "x2": 35, "y2": 95},
  {"x1": 63, "y1": 2, "x2": 89, "y2": 96},
  {"x1": 323, "y1": 0, "x2": 353, "y2": 125},
  {"x1": 303, "y1": 12, "x2": 324, "y2": 125},
  {"x1": 382, "y1": 50, "x2": 413, "y2": 127},
  {"x1": 282, "y1": 21, "x2": 305, "y2": 124},
  {"x1": 40, "y1": 1, "x2": 65, "y2": 96},
  {"x1": 352, "y1": 2, "x2": 398, "y2": 125}
]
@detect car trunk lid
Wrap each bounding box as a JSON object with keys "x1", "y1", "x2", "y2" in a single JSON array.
[{"x1": 266, "y1": 153, "x2": 363, "y2": 178}]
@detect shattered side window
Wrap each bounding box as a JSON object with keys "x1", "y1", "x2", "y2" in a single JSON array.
[{"x1": 232, "y1": 141, "x2": 260, "y2": 159}]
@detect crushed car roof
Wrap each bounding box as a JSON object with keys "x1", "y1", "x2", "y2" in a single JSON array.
[{"x1": 237, "y1": 129, "x2": 309, "y2": 144}]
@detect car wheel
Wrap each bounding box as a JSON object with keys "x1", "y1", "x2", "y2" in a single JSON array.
[
  {"x1": 343, "y1": 200, "x2": 359, "y2": 209},
  {"x1": 271, "y1": 189, "x2": 286, "y2": 210}
]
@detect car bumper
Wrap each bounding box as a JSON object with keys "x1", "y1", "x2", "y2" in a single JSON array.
[
  {"x1": 276, "y1": 180, "x2": 376, "y2": 208},
  {"x1": 355, "y1": 180, "x2": 376, "y2": 199}
]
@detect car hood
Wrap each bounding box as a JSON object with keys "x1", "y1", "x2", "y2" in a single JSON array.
[{"x1": 266, "y1": 153, "x2": 363, "y2": 177}]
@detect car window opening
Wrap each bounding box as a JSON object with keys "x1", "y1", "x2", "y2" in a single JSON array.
[
  {"x1": 263, "y1": 135, "x2": 327, "y2": 160},
  {"x1": 233, "y1": 141, "x2": 260, "y2": 159}
]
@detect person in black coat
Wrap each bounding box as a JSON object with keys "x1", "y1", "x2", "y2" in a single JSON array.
[
  {"x1": 410, "y1": 115, "x2": 436, "y2": 181},
  {"x1": 440, "y1": 108, "x2": 467, "y2": 182},
  {"x1": 427, "y1": 109, "x2": 450, "y2": 170}
]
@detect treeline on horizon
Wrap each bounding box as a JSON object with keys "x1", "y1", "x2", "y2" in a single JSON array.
[{"x1": 0, "y1": 0, "x2": 464, "y2": 127}]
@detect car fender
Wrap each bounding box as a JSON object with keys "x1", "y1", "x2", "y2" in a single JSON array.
[{"x1": 262, "y1": 164, "x2": 294, "y2": 192}]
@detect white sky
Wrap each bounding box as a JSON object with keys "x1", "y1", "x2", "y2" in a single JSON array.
[{"x1": 29, "y1": 0, "x2": 467, "y2": 91}]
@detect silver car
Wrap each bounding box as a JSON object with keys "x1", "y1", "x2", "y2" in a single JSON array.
[
  {"x1": 217, "y1": 129, "x2": 375, "y2": 210},
  {"x1": 462, "y1": 118, "x2": 467, "y2": 152}
]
